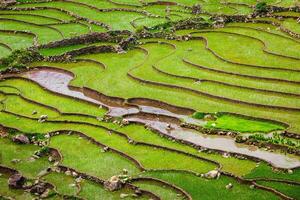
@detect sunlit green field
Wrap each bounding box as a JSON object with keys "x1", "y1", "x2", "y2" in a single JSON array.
[{"x1": 0, "y1": 0, "x2": 299, "y2": 199}]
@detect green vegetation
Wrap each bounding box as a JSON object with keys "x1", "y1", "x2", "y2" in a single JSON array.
[
  {"x1": 0, "y1": 49, "x2": 42, "y2": 70},
  {"x1": 141, "y1": 171, "x2": 280, "y2": 200},
  {"x1": 192, "y1": 112, "x2": 285, "y2": 133},
  {"x1": 0, "y1": 0, "x2": 299, "y2": 199},
  {"x1": 255, "y1": 2, "x2": 268, "y2": 13}
]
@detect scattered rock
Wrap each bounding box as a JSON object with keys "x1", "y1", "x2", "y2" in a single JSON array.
[
  {"x1": 72, "y1": 171, "x2": 78, "y2": 177},
  {"x1": 166, "y1": 123, "x2": 172, "y2": 130},
  {"x1": 288, "y1": 169, "x2": 293, "y2": 174},
  {"x1": 37, "y1": 169, "x2": 48, "y2": 177},
  {"x1": 204, "y1": 114, "x2": 216, "y2": 121},
  {"x1": 225, "y1": 183, "x2": 233, "y2": 189},
  {"x1": 12, "y1": 134, "x2": 30, "y2": 144},
  {"x1": 203, "y1": 170, "x2": 220, "y2": 179},
  {"x1": 104, "y1": 175, "x2": 124, "y2": 191},
  {"x1": 222, "y1": 152, "x2": 230, "y2": 158},
  {"x1": 121, "y1": 119, "x2": 129, "y2": 126},
  {"x1": 249, "y1": 184, "x2": 255, "y2": 189},
  {"x1": 32, "y1": 110, "x2": 37, "y2": 115},
  {"x1": 40, "y1": 189, "x2": 50, "y2": 198},
  {"x1": 134, "y1": 189, "x2": 142, "y2": 196},
  {"x1": 29, "y1": 182, "x2": 48, "y2": 195},
  {"x1": 75, "y1": 177, "x2": 82, "y2": 183},
  {"x1": 120, "y1": 193, "x2": 129, "y2": 199},
  {"x1": 103, "y1": 146, "x2": 109, "y2": 152},
  {"x1": 8, "y1": 174, "x2": 26, "y2": 189},
  {"x1": 48, "y1": 156, "x2": 54, "y2": 162},
  {"x1": 38, "y1": 115, "x2": 48, "y2": 123},
  {"x1": 235, "y1": 135, "x2": 247, "y2": 143},
  {"x1": 65, "y1": 170, "x2": 71, "y2": 176},
  {"x1": 122, "y1": 168, "x2": 128, "y2": 174},
  {"x1": 11, "y1": 158, "x2": 21, "y2": 164}
]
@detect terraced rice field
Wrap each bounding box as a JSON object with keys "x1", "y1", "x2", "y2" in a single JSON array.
[{"x1": 0, "y1": 0, "x2": 300, "y2": 199}]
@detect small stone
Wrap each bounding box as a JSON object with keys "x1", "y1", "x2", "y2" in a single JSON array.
[
  {"x1": 40, "y1": 189, "x2": 50, "y2": 198},
  {"x1": 32, "y1": 110, "x2": 37, "y2": 115},
  {"x1": 38, "y1": 115, "x2": 48, "y2": 123},
  {"x1": 103, "y1": 146, "x2": 109, "y2": 152},
  {"x1": 204, "y1": 114, "x2": 216, "y2": 121},
  {"x1": 69, "y1": 183, "x2": 76, "y2": 187},
  {"x1": 225, "y1": 183, "x2": 233, "y2": 189},
  {"x1": 122, "y1": 169, "x2": 128, "y2": 174},
  {"x1": 204, "y1": 170, "x2": 220, "y2": 179},
  {"x1": 222, "y1": 152, "x2": 230, "y2": 158},
  {"x1": 249, "y1": 184, "x2": 255, "y2": 189},
  {"x1": 104, "y1": 175, "x2": 123, "y2": 191},
  {"x1": 8, "y1": 174, "x2": 26, "y2": 189},
  {"x1": 11, "y1": 159, "x2": 21, "y2": 164},
  {"x1": 166, "y1": 124, "x2": 172, "y2": 130},
  {"x1": 37, "y1": 169, "x2": 48, "y2": 177},
  {"x1": 121, "y1": 119, "x2": 129, "y2": 125},
  {"x1": 75, "y1": 177, "x2": 82, "y2": 183},
  {"x1": 65, "y1": 170, "x2": 71, "y2": 176},
  {"x1": 120, "y1": 193, "x2": 129, "y2": 199},
  {"x1": 288, "y1": 169, "x2": 293, "y2": 174},
  {"x1": 48, "y1": 156, "x2": 54, "y2": 162},
  {"x1": 135, "y1": 189, "x2": 142, "y2": 195},
  {"x1": 72, "y1": 171, "x2": 78, "y2": 177}
]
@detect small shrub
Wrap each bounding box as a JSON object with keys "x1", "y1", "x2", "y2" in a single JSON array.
[
  {"x1": 192, "y1": 112, "x2": 206, "y2": 119},
  {"x1": 255, "y1": 2, "x2": 268, "y2": 13},
  {"x1": 38, "y1": 146, "x2": 50, "y2": 156},
  {"x1": 0, "y1": 49, "x2": 42, "y2": 70}
]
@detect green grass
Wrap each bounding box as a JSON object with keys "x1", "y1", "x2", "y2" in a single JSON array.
[
  {"x1": 257, "y1": 181, "x2": 300, "y2": 200},
  {"x1": 0, "y1": 32, "x2": 33, "y2": 51},
  {"x1": 192, "y1": 31, "x2": 300, "y2": 70},
  {"x1": 141, "y1": 170, "x2": 280, "y2": 200},
  {"x1": 43, "y1": 172, "x2": 78, "y2": 196},
  {"x1": 133, "y1": 179, "x2": 185, "y2": 200},
  {"x1": 0, "y1": 19, "x2": 62, "y2": 44},
  {"x1": 49, "y1": 134, "x2": 141, "y2": 179},
  {"x1": 244, "y1": 163, "x2": 300, "y2": 182},
  {"x1": 0, "y1": 78, "x2": 107, "y2": 117},
  {"x1": 0, "y1": 138, "x2": 50, "y2": 178},
  {"x1": 203, "y1": 113, "x2": 285, "y2": 133}
]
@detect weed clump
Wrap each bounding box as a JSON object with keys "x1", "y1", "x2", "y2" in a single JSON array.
[
  {"x1": 255, "y1": 2, "x2": 268, "y2": 13},
  {"x1": 0, "y1": 49, "x2": 42, "y2": 71}
]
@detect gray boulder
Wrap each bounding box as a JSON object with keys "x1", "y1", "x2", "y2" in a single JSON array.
[
  {"x1": 12, "y1": 134, "x2": 30, "y2": 144},
  {"x1": 104, "y1": 175, "x2": 123, "y2": 191},
  {"x1": 8, "y1": 174, "x2": 26, "y2": 189}
]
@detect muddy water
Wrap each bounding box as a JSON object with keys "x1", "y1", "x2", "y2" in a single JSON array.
[
  {"x1": 23, "y1": 68, "x2": 300, "y2": 169},
  {"x1": 126, "y1": 117, "x2": 300, "y2": 169},
  {"x1": 24, "y1": 68, "x2": 140, "y2": 116}
]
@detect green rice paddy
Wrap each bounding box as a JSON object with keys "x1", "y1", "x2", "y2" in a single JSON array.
[{"x1": 0, "y1": 0, "x2": 299, "y2": 199}]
